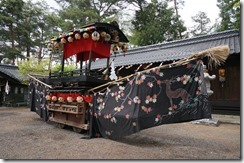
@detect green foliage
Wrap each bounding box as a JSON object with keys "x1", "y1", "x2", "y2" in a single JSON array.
[
  {"x1": 216, "y1": 0, "x2": 240, "y2": 31},
  {"x1": 18, "y1": 56, "x2": 77, "y2": 77},
  {"x1": 190, "y1": 11, "x2": 213, "y2": 36},
  {"x1": 51, "y1": 64, "x2": 76, "y2": 73},
  {"x1": 56, "y1": 0, "x2": 125, "y2": 31},
  {"x1": 18, "y1": 57, "x2": 50, "y2": 76},
  {"x1": 0, "y1": 0, "x2": 25, "y2": 64},
  {"x1": 131, "y1": 0, "x2": 186, "y2": 46}
]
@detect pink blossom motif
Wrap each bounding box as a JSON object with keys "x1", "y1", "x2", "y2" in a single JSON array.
[
  {"x1": 141, "y1": 106, "x2": 146, "y2": 111},
  {"x1": 155, "y1": 70, "x2": 160, "y2": 75},
  {"x1": 199, "y1": 75, "x2": 202, "y2": 80},
  {"x1": 185, "y1": 75, "x2": 191, "y2": 81},
  {"x1": 133, "y1": 96, "x2": 139, "y2": 103},
  {"x1": 157, "y1": 80, "x2": 161, "y2": 85},
  {"x1": 121, "y1": 93, "x2": 125, "y2": 97},
  {"x1": 136, "y1": 80, "x2": 141, "y2": 85},
  {"x1": 153, "y1": 94, "x2": 157, "y2": 99},
  {"x1": 173, "y1": 104, "x2": 177, "y2": 109},
  {"x1": 119, "y1": 86, "x2": 125, "y2": 92},
  {"x1": 137, "y1": 99, "x2": 141, "y2": 104},
  {"x1": 177, "y1": 77, "x2": 181, "y2": 82},
  {"x1": 198, "y1": 79, "x2": 202, "y2": 84},
  {"x1": 141, "y1": 75, "x2": 146, "y2": 80},
  {"x1": 114, "y1": 107, "x2": 122, "y2": 112},
  {"x1": 110, "y1": 117, "x2": 117, "y2": 123},
  {"x1": 125, "y1": 114, "x2": 130, "y2": 119},
  {"x1": 98, "y1": 103, "x2": 104, "y2": 110},
  {"x1": 196, "y1": 90, "x2": 201, "y2": 95},
  {"x1": 168, "y1": 111, "x2": 172, "y2": 115},
  {"x1": 147, "y1": 82, "x2": 153, "y2": 88},
  {"x1": 147, "y1": 107, "x2": 152, "y2": 112},
  {"x1": 152, "y1": 98, "x2": 157, "y2": 103},
  {"x1": 128, "y1": 100, "x2": 132, "y2": 105},
  {"x1": 120, "y1": 105, "x2": 124, "y2": 109},
  {"x1": 155, "y1": 114, "x2": 161, "y2": 122},
  {"x1": 183, "y1": 80, "x2": 187, "y2": 85},
  {"x1": 139, "y1": 78, "x2": 144, "y2": 83},
  {"x1": 150, "y1": 94, "x2": 157, "y2": 103},
  {"x1": 129, "y1": 80, "x2": 133, "y2": 85},
  {"x1": 146, "y1": 95, "x2": 151, "y2": 100},
  {"x1": 111, "y1": 93, "x2": 114, "y2": 97},
  {"x1": 186, "y1": 64, "x2": 191, "y2": 69},
  {"x1": 108, "y1": 114, "x2": 112, "y2": 118},
  {"x1": 141, "y1": 106, "x2": 152, "y2": 113},
  {"x1": 98, "y1": 112, "x2": 101, "y2": 116},
  {"x1": 145, "y1": 99, "x2": 150, "y2": 104},
  {"x1": 159, "y1": 72, "x2": 164, "y2": 77},
  {"x1": 97, "y1": 97, "x2": 102, "y2": 103}
]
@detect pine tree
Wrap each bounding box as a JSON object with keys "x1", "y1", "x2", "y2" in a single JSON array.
[
  {"x1": 0, "y1": 0, "x2": 25, "y2": 64},
  {"x1": 131, "y1": 0, "x2": 186, "y2": 46},
  {"x1": 216, "y1": 0, "x2": 240, "y2": 31},
  {"x1": 190, "y1": 11, "x2": 212, "y2": 36}
]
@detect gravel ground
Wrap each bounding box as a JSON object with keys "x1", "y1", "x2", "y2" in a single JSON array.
[{"x1": 0, "y1": 107, "x2": 241, "y2": 160}]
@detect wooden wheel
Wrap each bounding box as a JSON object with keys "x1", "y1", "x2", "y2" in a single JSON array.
[
  {"x1": 57, "y1": 123, "x2": 65, "y2": 129},
  {"x1": 72, "y1": 127, "x2": 82, "y2": 133}
]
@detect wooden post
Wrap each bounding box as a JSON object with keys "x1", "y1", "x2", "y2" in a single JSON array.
[
  {"x1": 88, "y1": 50, "x2": 92, "y2": 75},
  {"x1": 48, "y1": 51, "x2": 52, "y2": 78},
  {"x1": 61, "y1": 51, "x2": 65, "y2": 73},
  {"x1": 106, "y1": 57, "x2": 110, "y2": 80},
  {"x1": 80, "y1": 54, "x2": 84, "y2": 75}
]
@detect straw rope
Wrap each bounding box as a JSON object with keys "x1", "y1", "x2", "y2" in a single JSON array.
[{"x1": 88, "y1": 45, "x2": 230, "y2": 92}]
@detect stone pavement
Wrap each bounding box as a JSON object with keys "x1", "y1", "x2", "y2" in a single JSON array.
[
  {"x1": 191, "y1": 114, "x2": 240, "y2": 126},
  {"x1": 212, "y1": 114, "x2": 240, "y2": 124}
]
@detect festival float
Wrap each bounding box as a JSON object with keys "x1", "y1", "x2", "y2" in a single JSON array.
[{"x1": 28, "y1": 21, "x2": 230, "y2": 139}]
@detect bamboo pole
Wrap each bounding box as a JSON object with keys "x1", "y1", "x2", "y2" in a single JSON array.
[
  {"x1": 88, "y1": 45, "x2": 230, "y2": 93},
  {"x1": 28, "y1": 74, "x2": 53, "y2": 88}
]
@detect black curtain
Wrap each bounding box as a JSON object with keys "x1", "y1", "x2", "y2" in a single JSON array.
[
  {"x1": 89, "y1": 60, "x2": 211, "y2": 139},
  {"x1": 29, "y1": 79, "x2": 49, "y2": 121}
]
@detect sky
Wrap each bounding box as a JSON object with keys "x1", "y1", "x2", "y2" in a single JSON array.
[
  {"x1": 44, "y1": 0, "x2": 220, "y2": 30},
  {"x1": 178, "y1": 0, "x2": 220, "y2": 28}
]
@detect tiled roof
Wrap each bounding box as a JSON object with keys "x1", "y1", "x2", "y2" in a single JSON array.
[
  {"x1": 0, "y1": 64, "x2": 25, "y2": 83},
  {"x1": 91, "y1": 29, "x2": 240, "y2": 69}
]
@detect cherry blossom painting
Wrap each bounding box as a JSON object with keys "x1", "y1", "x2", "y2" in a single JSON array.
[{"x1": 90, "y1": 60, "x2": 211, "y2": 139}]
